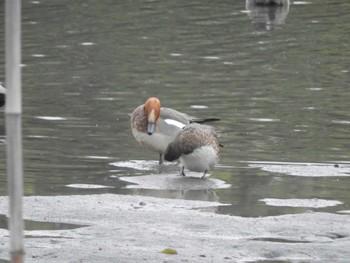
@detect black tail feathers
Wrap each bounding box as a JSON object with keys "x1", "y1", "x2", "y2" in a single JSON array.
[{"x1": 190, "y1": 118, "x2": 220, "y2": 124}]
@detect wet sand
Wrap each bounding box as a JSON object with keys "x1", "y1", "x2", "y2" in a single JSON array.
[{"x1": 0, "y1": 194, "x2": 350, "y2": 262}]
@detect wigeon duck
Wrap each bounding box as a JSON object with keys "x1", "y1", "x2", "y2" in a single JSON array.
[
  {"x1": 248, "y1": 0, "x2": 289, "y2": 5},
  {"x1": 0, "y1": 84, "x2": 6, "y2": 107},
  {"x1": 164, "y1": 123, "x2": 222, "y2": 178},
  {"x1": 130, "y1": 97, "x2": 219, "y2": 164}
]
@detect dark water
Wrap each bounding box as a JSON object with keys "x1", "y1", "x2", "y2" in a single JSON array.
[
  {"x1": 0, "y1": 0, "x2": 350, "y2": 218},
  {"x1": 0, "y1": 214, "x2": 85, "y2": 231}
]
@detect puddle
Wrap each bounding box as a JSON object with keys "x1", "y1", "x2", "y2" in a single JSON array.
[
  {"x1": 251, "y1": 233, "x2": 348, "y2": 245},
  {"x1": 248, "y1": 161, "x2": 350, "y2": 177},
  {"x1": 251, "y1": 237, "x2": 311, "y2": 244},
  {"x1": 323, "y1": 232, "x2": 348, "y2": 240},
  {"x1": 119, "y1": 174, "x2": 231, "y2": 190},
  {"x1": 260, "y1": 198, "x2": 343, "y2": 208},
  {"x1": 0, "y1": 214, "x2": 87, "y2": 231}
]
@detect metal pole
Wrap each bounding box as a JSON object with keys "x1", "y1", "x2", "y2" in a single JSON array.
[{"x1": 5, "y1": 0, "x2": 24, "y2": 262}]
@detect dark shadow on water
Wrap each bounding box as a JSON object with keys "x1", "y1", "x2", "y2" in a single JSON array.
[{"x1": 0, "y1": 214, "x2": 87, "y2": 231}]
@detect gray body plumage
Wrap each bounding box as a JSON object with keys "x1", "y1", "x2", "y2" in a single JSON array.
[{"x1": 165, "y1": 123, "x2": 221, "y2": 176}]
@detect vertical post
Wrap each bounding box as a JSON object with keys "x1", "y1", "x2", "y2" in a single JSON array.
[{"x1": 5, "y1": 0, "x2": 24, "y2": 262}]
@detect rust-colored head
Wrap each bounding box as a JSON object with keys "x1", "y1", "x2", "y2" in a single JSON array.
[{"x1": 144, "y1": 97, "x2": 161, "y2": 135}]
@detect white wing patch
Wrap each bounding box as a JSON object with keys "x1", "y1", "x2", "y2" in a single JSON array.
[{"x1": 164, "y1": 119, "x2": 186, "y2": 129}]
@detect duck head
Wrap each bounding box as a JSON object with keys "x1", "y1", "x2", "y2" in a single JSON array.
[{"x1": 144, "y1": 97, "x2": 161, "y2": 135}]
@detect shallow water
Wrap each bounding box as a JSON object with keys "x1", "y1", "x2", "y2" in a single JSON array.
[
  {"x1": 0, "y1": 214, "x2": 85, "y2": 231},
  {"x1": 0, "y1": 0, "x2": 350, "y2": 220}
]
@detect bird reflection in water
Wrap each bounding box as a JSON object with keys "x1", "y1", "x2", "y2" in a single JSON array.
[{"x1": 245, "y1": 0, "x2": 290, "y2": 30}]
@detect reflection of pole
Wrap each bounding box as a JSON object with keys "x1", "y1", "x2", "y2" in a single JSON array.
[{"x1": 5, "y1": 0, "x2": 24, "y2": 262}]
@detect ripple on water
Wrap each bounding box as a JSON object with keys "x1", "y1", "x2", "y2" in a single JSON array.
[
  {"x1": 35, "y1": 116, "x2": 67, "y2": 121},
  {"x1": 249, "y1": 118, "x2": 281, "y2": 122},
  {"x1": 190, "y1": 105, "x2": 209, "y2": 109},
  {"x1": 66, "y1": 184, "x2": 114, "y2": 189}
]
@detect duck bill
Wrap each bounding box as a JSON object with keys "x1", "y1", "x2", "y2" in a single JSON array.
[{"x1": 147, "y1": 123, "x2": 155, "y2": 135}]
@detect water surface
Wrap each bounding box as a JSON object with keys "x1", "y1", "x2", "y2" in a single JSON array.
[{"x1": 0, "y1": 0, "x2": 349, "y2": 218}]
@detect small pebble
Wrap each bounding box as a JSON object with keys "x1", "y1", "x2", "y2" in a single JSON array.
[{"x1": 161, "y1": 248, "x2": 177, "y2": 255}]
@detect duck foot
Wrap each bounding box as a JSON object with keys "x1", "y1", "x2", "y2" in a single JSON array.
[{"x1": 201, "y1": 170, "x2": 208, "y2": 179}]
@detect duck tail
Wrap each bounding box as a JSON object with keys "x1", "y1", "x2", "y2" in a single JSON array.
[{"x1": 190, "y1": 118, "x2": 221, "y2": 124}]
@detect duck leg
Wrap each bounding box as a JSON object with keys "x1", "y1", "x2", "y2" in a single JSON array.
[
  {"x1": 181, "y1": 166, "x2": 186, "y2": 176},
  {"x1": 201, "y1": 170, "x2": 208, "y2": 179},
  {"x1": 158, "y1": 154, "x2": 163, "y2": 164}
]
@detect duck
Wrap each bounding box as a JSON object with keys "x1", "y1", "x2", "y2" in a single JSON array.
[
  {"x1": 248, "y1": 0, "x2": 289, "y2": 5},
  {"x1": 164, "y1": 123, "x2": 222, "y2": 178},
  {"x1": 130, "y1": 97, "x2": 219, "y2": 164},
  {"x1": 0, "y1": 84, "x2": 6, "y2": 107}
]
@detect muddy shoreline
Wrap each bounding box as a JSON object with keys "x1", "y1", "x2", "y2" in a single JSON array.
[{"x1": 0, "y1": 194, "x2": 349, "y2": 262}]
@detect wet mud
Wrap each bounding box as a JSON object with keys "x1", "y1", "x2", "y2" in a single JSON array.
[{"x1": 0, "y1": 194, "x2": 349, "y2": 262}]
